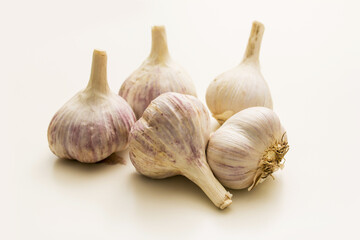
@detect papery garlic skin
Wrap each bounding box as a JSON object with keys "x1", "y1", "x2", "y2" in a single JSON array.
[
  {"x1": 48, "y1": 50, "x2": 136, "y2": 163},
  {"x1": 129, "y1": 92, "x2": 232, "y2": 209},
  {"x1": 206, "y1": 21, "x2": 273, "y2": 124},
  {"x1": 207, "y1": 107, "x2": 289, "y2": 190},
  {"x1": 119, "y1": 26, "x2": 197, "y2": 119}
]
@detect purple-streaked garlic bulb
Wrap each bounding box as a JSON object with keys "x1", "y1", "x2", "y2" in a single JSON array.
[
  {"x1": 47, "y1": 50, "x2": 136, "y2": 163},
  {"x1": 129, "y1": 92, "x2": 232, "y2": 209},
  {"x1": 206, "y1": 21, "x2": 273, "y2": 124},
  {"x1": 119, "y1": 26, "x2": 197, "y2": 119},
  {"x1": 207, "y1": 107, "x2": 289, "y2": 190}
]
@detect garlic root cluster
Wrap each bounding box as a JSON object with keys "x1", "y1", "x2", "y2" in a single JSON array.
[
  {"x1": 48, "y1": 50, "x2": 136, "y2": 163},
  {"x1": 206, "y1": 21, "x2": 273, "y2": 124},
  {"x1": 129, "y1": 92, "x2": 232, "y2": 209},
  {"x1": 119, "y1": 26, "x2": 197, "y2": 119}
]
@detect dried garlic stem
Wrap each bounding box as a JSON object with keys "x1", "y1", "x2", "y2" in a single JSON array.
[
  {"x1": 149, "y1": 26, "x2": 170, "y2": 64},
  {"x1": 86, "y1": 49, "x2": 110, "y2": 94},
  {"x1": 248, "y1": 137, "x2": 289, "y2": 191},
  {"x1": 184, "y1": 162, "x2": 232, "y2": 209},
  {"x1": 243, "y1": 21, "x2": 264, "y2": 64}
]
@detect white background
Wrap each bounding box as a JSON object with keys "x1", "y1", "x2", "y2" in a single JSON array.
[{"x1": 1, "y1": 0, "x2": 360, "y2": 239}]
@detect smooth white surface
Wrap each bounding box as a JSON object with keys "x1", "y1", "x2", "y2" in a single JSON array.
[{"x1": 2, "y1": 0, "x2": 360, "y2": 239}]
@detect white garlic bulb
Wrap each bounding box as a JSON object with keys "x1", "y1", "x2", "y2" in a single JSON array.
[
  {"x1": 119, "y1": 26, "x2": 197, "y2": 119},
  {"x1": 207, "y1": 107, "x2": 289, "y2": 190},
  {"x1": 206, "y1": 21, "x2": 273, "y2": 124},
  {"x1": 48, "y1": 50, "x2": 136, "y2": 163},
  {"x1": 129, "y1": 92, "x2": 232, "y2": 209}
]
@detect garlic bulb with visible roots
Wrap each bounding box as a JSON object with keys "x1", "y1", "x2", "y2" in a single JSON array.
[
  {"x1": 207, "y1": 107, "x2": 289, "y2": 190},
  {"x1": 48, "y1": 50, "x2": 136, "y2": 163},
  {"x1": 129, "y1": 92, "x2": 232, "y2": 209},
  {"x1": 206, "y1": 21, "x2": 273, "y2": 124},
  {"x1": 119, "y1": 26, "x2": 197, "y2": 119}
]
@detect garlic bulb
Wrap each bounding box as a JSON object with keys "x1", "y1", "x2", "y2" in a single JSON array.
[
  {"x1": 48, "y1": 50, "x2": 136, "y2": 163},
  {"x1": 206, "y1": 21, "x2": 273, "y2": 124},
  {"x1": 207, "y1": 107, "x2": 289, "y2": 190},
  {"x1": 119, "y1": 26, "x2": 197, "y2": 119},
  {"x1": 129, "y1": 92, "x2": 232, "y2": 209}
]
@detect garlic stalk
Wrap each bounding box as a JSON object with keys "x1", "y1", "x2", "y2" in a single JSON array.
[
  {"x1": 206, "y1": 21, "x2": 273, "y2": 124},
  {"x1": 129, "y1": 92, "x2": 232, "y2": 209},
  {"x1": 119, "y1": 26, "x2": 197, "y2": 119},
  {"x1": 207, "y1": 107, "x2": 289, "y2": 190},
  {"x1": 48, "y1": 50, "x2": 136, "y2": 163}
]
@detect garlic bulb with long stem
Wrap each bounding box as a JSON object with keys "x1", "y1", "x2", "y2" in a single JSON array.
[
  {"x1": 48, "y1": 50, "x2": 136, "y2": 163},
  {"x1": 129, "y1": 92, "x2": 232, "y2": 209},
  {"x1": 206, "y1": 21, "x2": 273, "y2": 124},
  {"x1": 206, "y1": 107, "x2": 289, "y2": 190},
  {"x1": 119, "y1": 26, "x2": 197, "y2": 119}
]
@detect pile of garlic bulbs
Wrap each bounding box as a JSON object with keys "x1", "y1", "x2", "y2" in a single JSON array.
[{"x1": 47, "y1": 22, "x2": 289, "y2": 210}]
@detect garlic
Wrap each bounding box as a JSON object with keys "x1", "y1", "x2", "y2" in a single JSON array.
[
  {"x1": 119, "y1": 26, "x2": 197, "y2": 119},
  {"x1": 206, "y1": 21, "x2": 273, "y2": 124},
  {"x1": 48, "y1": 50, "x2": 136, "y2": 163},
  {"x1": 207, "y1": 107, "x2": 289, "y2": 190},
  {"x1": 129, "y1": 92, "x2": 232, "y2": 209}
]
